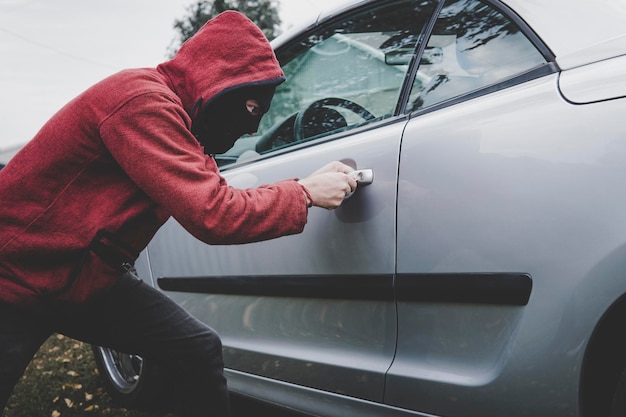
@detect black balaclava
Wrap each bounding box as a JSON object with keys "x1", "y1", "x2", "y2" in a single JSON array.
[{"x1": 192, "y1": 84, "x2": 276, "y2": 155}]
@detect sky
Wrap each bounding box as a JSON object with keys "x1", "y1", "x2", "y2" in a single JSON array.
[{"x1": 0, "y1": 0, "x2": 349, "y2": 151}]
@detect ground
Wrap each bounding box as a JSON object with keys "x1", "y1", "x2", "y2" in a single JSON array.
[
  {"x1": 5, "y1": 334, "x2": 163, "y2": 417},
  {"x1": 6, "y1": 334, "x2": 305, "y2": 417}
]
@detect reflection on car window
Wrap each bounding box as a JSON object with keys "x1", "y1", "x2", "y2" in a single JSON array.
[
  {"x1": 407, "y1": 0, "x2": 547, "y2": 112},
  {"x1": 217, "y1": 0, "x2": 437, "y2": 166}
]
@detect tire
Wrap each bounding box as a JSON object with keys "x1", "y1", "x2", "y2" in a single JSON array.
[
  {"x1": 611, "y1": 365, "x2": 626, "y2": 417},
  {"x1": 91, "y1": 345, "x2": 170, "y2": 410}
]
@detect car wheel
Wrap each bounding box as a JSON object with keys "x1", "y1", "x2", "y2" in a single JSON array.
[
  {"x1": 91, "y1": 345, "x2": 169, "y2": 410},
  {"x1": 610, "y1": 365, "x2": 626, "y2": 416}
]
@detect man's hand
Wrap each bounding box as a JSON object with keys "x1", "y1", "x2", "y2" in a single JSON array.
[{"x1": 298, "y1": 162, "x2": 358, "y2": 210}]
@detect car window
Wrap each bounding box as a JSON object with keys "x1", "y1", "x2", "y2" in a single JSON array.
[
  {"x1": 407, "y1": 0, "x2": 548, "y2": 112},
  {"x1": 217, "y1": 0, "x2": 438, "y2": 166}
]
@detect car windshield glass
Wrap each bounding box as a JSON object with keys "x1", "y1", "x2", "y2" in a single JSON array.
[{"x1": 216, "y1": 0, "x2": 437, "y2": 166}]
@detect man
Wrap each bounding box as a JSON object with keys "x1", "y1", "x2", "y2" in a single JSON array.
[{"x1": 0, "y1": 11, "x2": 356, "y2": 417}]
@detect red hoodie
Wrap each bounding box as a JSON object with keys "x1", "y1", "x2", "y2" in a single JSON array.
[{"x1": 0, "y1": 11, "x2": 308, "y2": 305}]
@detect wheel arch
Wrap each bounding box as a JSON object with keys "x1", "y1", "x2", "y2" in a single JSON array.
[{"x1": 580, "y1": 292, "x2": 626, "y2": 417}]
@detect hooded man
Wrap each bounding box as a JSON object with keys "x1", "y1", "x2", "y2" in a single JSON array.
[{"x1": 0, "y1": 11, "x2": 356, "y2": 417}]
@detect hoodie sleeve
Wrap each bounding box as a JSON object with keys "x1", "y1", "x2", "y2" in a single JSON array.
[{"x1": 99, "y1": 91, "x2": 308, "y2": 245}]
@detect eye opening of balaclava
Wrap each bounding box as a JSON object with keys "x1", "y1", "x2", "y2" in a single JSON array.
[{"x1": 192, "y1": 83, "x2": 277, "y2": 155}]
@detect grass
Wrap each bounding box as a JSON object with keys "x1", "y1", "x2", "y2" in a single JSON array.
[
  {"x1": 5, "y1": 335, "x2": 304, "y2": 417},
  {"x1": 5, "y1": 334, "x2": 158, "y2": 417}
]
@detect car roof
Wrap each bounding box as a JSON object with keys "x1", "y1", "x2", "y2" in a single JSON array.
[{"x1": 274, "y1": 0, "x2": 626, "y2": 70}]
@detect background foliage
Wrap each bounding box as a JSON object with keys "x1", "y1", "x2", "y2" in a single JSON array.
[{"x1": 168, "y1": 0, "x2": 281, "y2": 57}]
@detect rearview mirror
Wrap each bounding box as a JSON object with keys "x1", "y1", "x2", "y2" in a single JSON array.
[
  {"x1": 385, "y1": 48, "x2": 414, "y2": 65},
  {"x1": 420, "y1": 46, "x2": 443, "y2": 65},
  {"x1": 385, "y1": 46, "x2": 443, "y2": 66}
]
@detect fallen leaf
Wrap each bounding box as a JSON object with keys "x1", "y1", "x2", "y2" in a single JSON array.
[
  {"x1": 67, "y1": 370, "x2": 79, "y2": 377},
  {"x1": 85, "y1": 392, "x2": 93, "y2": 401},
  {"x1": 64, "y1": 398, "x2": 74, "y2": 408},
  {"x1": 51, "y1": 410, "x2": 61, "y2": 417}
]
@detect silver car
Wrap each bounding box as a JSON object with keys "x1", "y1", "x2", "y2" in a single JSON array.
[{"x1": 93, "y1": 0, "x2": 626, "y2": 416}]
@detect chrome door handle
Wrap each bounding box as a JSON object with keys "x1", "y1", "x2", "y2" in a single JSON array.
[
  {"x1": 351, "y1": 168, "x2": 374, "y2": 186},
  {"x1": 345, "y1": 169, "x2": 373, "y2": 199}
]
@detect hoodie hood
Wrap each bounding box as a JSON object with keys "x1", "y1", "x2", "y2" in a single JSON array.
[{"x1": 157, "y1": 11, "x2": 285, "y2": 118}]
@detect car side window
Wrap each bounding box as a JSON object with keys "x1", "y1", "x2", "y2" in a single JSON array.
[
  {"x1": 407, "y1": 0, "x2": 548, "y2": 112},
  {"x1": 217, "y1": 0, "x2": 438, "y2": 166}
]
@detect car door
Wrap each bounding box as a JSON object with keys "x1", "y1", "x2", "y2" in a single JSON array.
[
  {"x1": 390, "y1": 0, "x2": 561, "y2": 416},
  {"x1": 145, "y1": 0, "x2": 438, "y2": 406}
]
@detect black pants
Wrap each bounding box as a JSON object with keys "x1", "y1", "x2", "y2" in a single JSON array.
[{"x1": 0, "y1": 272, "x2": 230, "y2": 417}]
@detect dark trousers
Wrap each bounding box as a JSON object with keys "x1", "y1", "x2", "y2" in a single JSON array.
[{"x1": 0, "y1": 272, "x2": 230, "y2": 417}]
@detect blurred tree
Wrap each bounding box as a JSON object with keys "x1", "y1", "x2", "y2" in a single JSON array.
[{"x1": 167, "y1": 0, "x2": 281, "y2": 57}]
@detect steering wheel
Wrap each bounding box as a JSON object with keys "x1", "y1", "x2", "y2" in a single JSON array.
[{"x1": 293, "y1": 97, "x2": 376, "y2": 142}]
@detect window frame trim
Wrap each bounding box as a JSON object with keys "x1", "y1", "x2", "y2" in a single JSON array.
[
  {"x1": 219, "y1": 0, "x2": 441, "y2": 171},
  {"x1": 401, "y1": 0, "x2": 560, "y2": 117},
  {"x1": 219, "y1": 0, "x2": 561, "y2": 171}
]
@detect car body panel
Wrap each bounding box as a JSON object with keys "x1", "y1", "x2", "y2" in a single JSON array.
[
  {"x1": 225, "y1": 369, "x2": 438, "y2": 417},
  {"x1": 148, "y1": 119, "x2": 404, "y2": 401},
  {"x1": 394, "y1": 73, "x2": 626, "y2": 416},
  {"x1": 556, "y1": 34, "x2": 626, "y2": 71},
  {"x1": 559, "y1": 53, "x2": 626, "y2": 104},
  {"x1": 132, "y1": 1, "x2": 626, "y2": 416},
  {"x1": 496, "y1": 0, "x2": 626, "y2": 68}
]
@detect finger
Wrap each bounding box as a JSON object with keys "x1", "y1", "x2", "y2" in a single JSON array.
[
  {"x1": 328, "y1": 161, "x2": 351, "y2": 174},
  {"x1": 348, "y1": 176, "x2": 358, "y2": 190}
]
